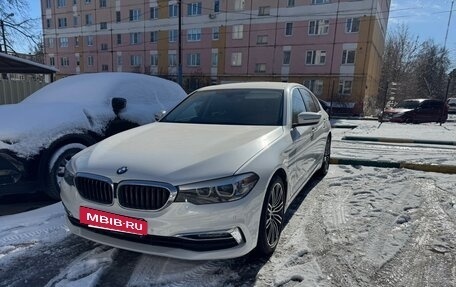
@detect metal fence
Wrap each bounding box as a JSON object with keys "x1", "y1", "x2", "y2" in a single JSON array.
[{"x1": 0, "y1": 80, "x2": 47, "y2": 105}]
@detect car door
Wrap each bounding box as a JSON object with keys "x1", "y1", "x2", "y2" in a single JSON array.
[
  {"x1": 285, "y1": 88, "x2": 315, "y2": 196},
  {"x1": 299, "y1": 88, "x2": 327, "y2": 171},
  {"x1": 416, "y1": 100, "x2": 435, "y2": 122}
]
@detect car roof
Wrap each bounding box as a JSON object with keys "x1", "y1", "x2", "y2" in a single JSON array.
[{"x1": 196, "y1": 82, "x2": 301, "y2": 91}]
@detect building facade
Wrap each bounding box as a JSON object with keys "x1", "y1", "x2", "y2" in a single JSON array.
[{"x1": 41, "y1": 0, "x2": 390, "y2": 115}]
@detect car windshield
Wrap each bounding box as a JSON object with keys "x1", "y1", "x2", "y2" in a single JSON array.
[
  {"x1": 161, "y1": 89, "x2": 284, "y2": 125},
  {"x1": 395, "y1": 100, "x2": 420, "y2": 109}
]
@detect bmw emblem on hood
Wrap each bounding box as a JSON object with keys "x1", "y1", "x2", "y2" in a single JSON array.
[{"x1": 117, "y1": 166, "x2": 128, "y2": 175}]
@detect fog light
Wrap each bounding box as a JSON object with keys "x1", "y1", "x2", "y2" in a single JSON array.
[{"x1": 228, "y1": 227, "x2": 244, "y2": 244}]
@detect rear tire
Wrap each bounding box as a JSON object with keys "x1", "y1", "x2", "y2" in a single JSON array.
[
  {"x1": 256, "y1": 176, "x2": 285, "y2": 257},
  {"x1": 45, "y1": 143, "x2": 87, "y2": 200},
  {"x1": 316, "y1": 136, "x2": 331, "y2": 178}
]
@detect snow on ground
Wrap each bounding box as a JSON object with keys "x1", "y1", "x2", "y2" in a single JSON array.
[{"x1": 1, "y1": 165, "x2": 455, "y2": 286}]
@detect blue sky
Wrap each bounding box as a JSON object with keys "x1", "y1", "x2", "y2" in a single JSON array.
[{"x1": 26, "y1": 0, "x2": 455, "y2": 65}]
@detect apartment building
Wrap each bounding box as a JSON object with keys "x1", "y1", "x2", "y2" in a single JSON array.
[{"x1": 41, "y1": 0, "x2": 390, "y2": 115}]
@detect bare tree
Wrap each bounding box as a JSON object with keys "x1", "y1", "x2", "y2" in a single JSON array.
[{"x1": 0, "y1": 0, "x2": 40, "y2": 53}]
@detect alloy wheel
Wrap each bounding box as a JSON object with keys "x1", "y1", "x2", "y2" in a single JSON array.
[{"x1": 265, "y1": 182, "x2": 284, "y2": 247}]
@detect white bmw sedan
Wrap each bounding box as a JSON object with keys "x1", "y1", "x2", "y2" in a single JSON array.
[{"x1": 61, "y1": 82, "x2": 331, "y2": 260}]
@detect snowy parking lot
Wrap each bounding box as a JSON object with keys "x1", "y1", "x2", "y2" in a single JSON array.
[{"x1": 1, "y1": 119, "x2": 456, "y2": 287}]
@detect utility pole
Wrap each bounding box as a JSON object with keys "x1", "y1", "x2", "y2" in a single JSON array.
[{"x1": 178, "y1": 0, "x2": 183, "y2": 86}]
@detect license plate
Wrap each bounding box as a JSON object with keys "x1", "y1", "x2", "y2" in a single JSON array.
[{"x1": 80, "y1": 206, "x2": 148, "y2": 235}]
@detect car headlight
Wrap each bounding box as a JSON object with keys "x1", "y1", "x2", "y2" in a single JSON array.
[
  {"x1": 175, "y1": 173, "x2": 259, "y2": 205},
  {"x1": 63, "y1": 160, "x2": 76, "y2": 186}
]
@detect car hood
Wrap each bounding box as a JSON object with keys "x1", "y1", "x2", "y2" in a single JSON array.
[
  {"x1": 0, "y1": 102, "x2": 111, "y2": 157},
  {"x1": 384, "y1": 108, "x2": 412, "y2": 114},
  {"x1": 74, "y1": 122, "x2": 284, "y2": 185}
]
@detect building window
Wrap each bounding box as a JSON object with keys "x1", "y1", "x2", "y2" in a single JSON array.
[
  {"x1": 150, "y1": 31, "x2": 158, "y2": 43},
  {"x1": 234, "y1": 0, "x2": 245, "y2": 11},
  {"x1": 57, "y1": 0, "x2": 66, "y2": 8},
  {"x1": 49, "y1": 57, "x2": 55, "y2": 66},
  {"x1": 58, "y1": 18, "x2": 67, "y2": 28},
  {"x1": 339, "y1": 80, "x2": 352, "y2": 95},
  {"x1": 47, "y1": 0, "x2": 52, "y2": 8},
  {"x1": 73, "y1": 0, "x2": 77, "y2": 4},
  {"x1": 130, "y1": 32, "x2": 141, "y2": 44},
  {"x1": 304, "y1": 79, "x2": 324, "y2": 96},
  {"x1": 60, "y1": 57, "x2": 69, "y2": 66},
  {"x1": 88, "y1": 55, "x2": 94, "y2": 66},
  {"x1": 346, "y1": 18, "x2": 360, "y2": 33},
  {"x1": 101, "y1": 43, "x2": 108, "y2": 50},
  {"x1": 59, "y1": 37, "x2": 68, "y2": 47},
  {"x1": 86, "y1": 35, "x2": 94, "y2": 46},
  {"x1": 169, "y1": 29, "x2": 178, "y2": 42},
  {"x1": 211, "y1": 52, "x2": 218, "y2": 67},
  {"x1": 214, "y1": 0, "x2": 220, "y2": 12},
  {"x1": 100, "y1": 22, "x2": 107, "y2": 29},
  {"x1": 287, "y1": 0, "x2": 295, "y2": 7},
  {"x1": 256, "y1": 35, "x2": 268, "y2": 45},
  {"x1": 306, "y1": 50, "x2": 326, "y2": 65},
  {"x1": 151, "y1": 54, "x2": 159, "y2": 66},
  {"x1": 187, "y1": 2, "x2": 202, "y2": 16},
  {"x1": 231, "y1": 52, "x2": 242, "y2": 66},
  {"x1": 232, "y1": 24, "x2": 243, "y2": 39},
  {"x1": 150, "y1": 7, "x2": 158, "y2": 19},
  {"x1": 285, "y1": 22, "x2": 293, "y2": 36},
  {"x1": 116, "y1": 11, "x2": 121, "y2": 22},
  {"x1": 116, "y1": 34, "x2": 122, "y2": 44},
  {"x1": 47, "y1": 38, "x2": 54, "y2": 48},
  {"x1": 169, "y1": 4, "x2": 178, "y2": 17},
  {"x1": 312, "y1": 0, "x2": 330, "y2": 4},
  {"x1": 255, "y1": 63, "x2": 266, "y2": 73},
  {"x1": 258, "y1": 6, "x2": 270, "y2": 16},
  {"x1": 212, "y1": 27, "x2": 220, "y2": 40},
  {"x1": 46, "y1": 19, "x2": 52, "y2": 28},
  {"x1": 74, "y1": 36, "x2": 79, "y2": 46},
  {"x1": 130, "y1": 55, "x2": 142, "y2": 66},
  {"x1": 129, "y1": 9, "x2": 141, "y2": 21},
  {"x1": 283, "y1": 51, "x2": 291, "y2": 65},
  {"x1": 102, "y1": 64, "x2": 109, "y2": 71},
  {"x1": 116, "y1": 55, "x2": 122, "y2": 65},
  {"x1": 99, "y1": 0, "x2": 107, "y2": 8},
  {"x1": 73, "y1": 16, "x2": 78, "y2": 26},
  {"x1": 85, "y1": 14, "x2": 93, "y2": 25},
  {"x1": 187, "y1": 53, "x2": 201, "y2": 67},
  {"x1": 187, "y1": 28, "x2": 201, "y2": 42},
  {"x1": 85, "y1": 0, "x2": 91, "y2": 3},
  {"x1": 309, "y1": 19, "x2": 329, "y2": 35},
  {"x1": 342, "y1": 49, "x2": 356, "y2": 64},
  {"x1": 168, "y1": 54, "x2": 177, "y2": 66}
]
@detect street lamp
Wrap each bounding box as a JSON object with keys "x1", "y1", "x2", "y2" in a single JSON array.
[{"x1": 0, "y1": 13, "x2": 15, "y2": 53}]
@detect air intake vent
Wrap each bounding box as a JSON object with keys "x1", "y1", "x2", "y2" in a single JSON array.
[
  {"x1": 75, "y1": 175, "x2": 113, "y2": 204},
  {"x1": 118, "y1": 184, "x2": 170, "y2": 210}
]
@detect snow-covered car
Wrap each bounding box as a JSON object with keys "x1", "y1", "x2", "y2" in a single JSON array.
[
  {"x1": 0, "y1": 73, "x2": 186, "y2": 199},
  {"x1": 380, "y1": 99, "x2": 448, "y2": 123},
  {"x1": 447, "y1": 98, "x2": 456, "y2": 114},
  {"x1": 61, "y1": 82, "x2": 332, "y2": 260}
]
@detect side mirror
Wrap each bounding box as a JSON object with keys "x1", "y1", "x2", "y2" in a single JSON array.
[
  {"x1": 112, "y1": 97, "x2": 127, "y2": 115},
  {"x1": 294, "y1": 112, "x2": 321, "y2": 126},
  {"x1": 154, "y1": 110, "x2": 167, "y2": 121}
]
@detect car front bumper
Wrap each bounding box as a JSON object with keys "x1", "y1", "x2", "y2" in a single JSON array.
[{"x1": 61, "y1": 180, "x2": 264, "y2": 260}]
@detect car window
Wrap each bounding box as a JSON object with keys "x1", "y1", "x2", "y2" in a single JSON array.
[
  {"x1": 421, "y1": 100, "x2": 441, "y2": 109},
  {"x1": 299, "y1": 88, "x2": 320, "y2": 112},
  {"x1": 395, "y1": 100, "x2": 420, "y2": 109},
  {"x1": 162, "y1": 89, "x2": 284, "y2": 126},
  {"x1": 292, "y1": 89, "x2": 307, "y2": 124}
]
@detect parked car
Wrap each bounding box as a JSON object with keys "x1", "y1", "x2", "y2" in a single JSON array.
[
  {"x1": 61, "y1": 82, "x2": 331, "y2": 260},
  {"x1": 447, "y1": 98, "x2": 456, "y2": 114},
  {"x1": 380, "y1": 99, "x2": 448, "y2": 123},
  {"x1": 0, "y1": 73, "x2": 186, "y2": 199}
]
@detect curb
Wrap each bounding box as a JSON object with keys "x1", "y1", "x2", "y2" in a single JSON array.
[
  {"x1": 330, "y1": 157, "x2": 456, "y2": 174},
  {"x1": 342, "y1": 136, "x2": 456, "y2": 146}
]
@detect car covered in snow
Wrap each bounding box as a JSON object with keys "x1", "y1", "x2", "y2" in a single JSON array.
[
  {"x1": 0, "y1": 73, "x2": 186, "y2": 199},
  {"x1": 380, "y1": 99, "x2": 448, "y2": 123},
  {"x1": 61, "y1": 82, "x2": 331, "y2": 260},
  {"x1": 447, "y1": 98, "x2": 456, "y2": 114}
]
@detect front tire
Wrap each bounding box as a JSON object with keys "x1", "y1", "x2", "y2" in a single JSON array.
[
  {"x1": 256, "y1": 176, "x2": 285, "y2": 256},
  {"x1": 45, "y1": 143, "x2": 87, "y2": 200}
]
